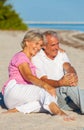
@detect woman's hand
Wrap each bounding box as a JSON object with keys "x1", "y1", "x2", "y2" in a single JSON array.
[
  {"x1": 44, "y1": 84, "x2": 56, "y2": 97},
  {"x1": 59, "y1": 47, "x2": 65, "y2": 52}
]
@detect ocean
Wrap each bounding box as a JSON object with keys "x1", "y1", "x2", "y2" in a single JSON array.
[{"x1": 27, "y1": 23, "x2": 84, "y2": 32}]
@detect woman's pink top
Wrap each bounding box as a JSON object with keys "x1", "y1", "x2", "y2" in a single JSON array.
[{"x1": 2, "y1": 51, "x2": 36, "y2": 94}]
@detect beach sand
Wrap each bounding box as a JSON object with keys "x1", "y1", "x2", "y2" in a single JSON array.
[{"x1": 0, "y1": 30, "x2": 84, "y2": 130}]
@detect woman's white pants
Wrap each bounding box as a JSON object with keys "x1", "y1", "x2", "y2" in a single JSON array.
[{"x1": 4, "y1": 80, "x2": 57, "y2": 114}]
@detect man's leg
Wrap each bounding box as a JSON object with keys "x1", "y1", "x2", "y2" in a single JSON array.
[
  {"x1": 57, "y1": 86, "x2": 84, "y2": 114},
  {"x1": 57, "y1": 87, "x2": 74, "y2": 110},
  {"x1": 66, "y1": 86, "x2": 84, "y2": 114}
]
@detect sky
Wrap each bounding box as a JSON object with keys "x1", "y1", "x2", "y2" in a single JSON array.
[{"x1": 8, "y1": 0, "x2": 84, "y2": 22}]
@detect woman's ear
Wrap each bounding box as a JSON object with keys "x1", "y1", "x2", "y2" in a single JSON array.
[{"x1": 25, "y1": 40, "x2": 29, "y2": 47}]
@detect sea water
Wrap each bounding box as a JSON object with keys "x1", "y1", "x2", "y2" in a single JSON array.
[{"x1": 27, "y1": 23, "x2": 84, "y2": 32}]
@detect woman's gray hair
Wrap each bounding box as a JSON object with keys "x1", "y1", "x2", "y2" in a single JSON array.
[{"x1": 21, "y1": 30, "x2": 44, "y2": 49}]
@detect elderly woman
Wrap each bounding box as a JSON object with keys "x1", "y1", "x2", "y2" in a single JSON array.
[{"x1": 2, "y1": 30, "x2": 74, "y2": 121}]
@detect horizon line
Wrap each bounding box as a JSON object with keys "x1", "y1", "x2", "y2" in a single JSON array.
[{"x1": 24, "y1": 21, "x2": 84, "y2": 24}]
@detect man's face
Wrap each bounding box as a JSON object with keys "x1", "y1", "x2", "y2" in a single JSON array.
[{"x1": 44, "y1": 35, "x2": 59, "y2": 59}]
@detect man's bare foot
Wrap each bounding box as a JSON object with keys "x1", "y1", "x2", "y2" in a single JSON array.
[{"x1": 2, "y1": 108, "x2": 18, "y2": 114}]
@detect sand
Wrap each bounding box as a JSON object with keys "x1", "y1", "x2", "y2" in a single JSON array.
[{"x1": 0, "y1": 30, "x2": 84, "y2": 130}]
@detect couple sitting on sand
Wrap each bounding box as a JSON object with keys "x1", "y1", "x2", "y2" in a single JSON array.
[{"x1": 2, "y1": 30, "x2": 84, "y2": 121}]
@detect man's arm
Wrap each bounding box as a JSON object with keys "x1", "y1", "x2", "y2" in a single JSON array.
[
  {"x1": 40, "y1": 75, "x2": 76, "y2": 88},
  {"x1": 63, "y1": 62, "x2": 78, "y2": 86},
  {"x1": 41, "y1": 62, "x2": 78, "y2": 88},
  {"x1": 63, "y1": 62, "x2": 77, "y2": 74}
]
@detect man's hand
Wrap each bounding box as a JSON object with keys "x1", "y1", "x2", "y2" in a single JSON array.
[{"x1": 59, "y1": 73, "x2": 78, "y2": 87}]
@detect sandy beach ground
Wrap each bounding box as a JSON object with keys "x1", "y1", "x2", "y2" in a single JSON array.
[{"x1": 0, "y1": 30, "x2": 84, "y2": 130}]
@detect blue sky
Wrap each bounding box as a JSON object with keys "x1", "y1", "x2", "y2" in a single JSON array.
[{"x1": 8, "y1": 0, "x2": 84, "y2": 22}]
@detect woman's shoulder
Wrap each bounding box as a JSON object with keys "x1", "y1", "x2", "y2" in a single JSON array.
[
  {"x1": 10, "y1": 51, "x2": 29, "y2": 66},
  {"x1": 12, "y1": 51, "x2": 28, "y2": 60}
]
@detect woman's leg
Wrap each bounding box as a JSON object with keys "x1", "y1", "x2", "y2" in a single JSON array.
[
  {"x1": 3, "y1": 80, "x2": 42, "y2": 113},
  {"x1": 40, "y1": 89, "x2": 75, "y2": 121},
  {"x1": 49, "y1": 102, "x2": 75, "y2": 121},
  {"x1": 2, "y1": 108, "x2": 18, "y2": 113}
]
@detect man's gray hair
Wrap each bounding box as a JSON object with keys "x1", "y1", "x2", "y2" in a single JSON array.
[{"x1": 42, "y1": 30, "x2": 59, "y2": 45}]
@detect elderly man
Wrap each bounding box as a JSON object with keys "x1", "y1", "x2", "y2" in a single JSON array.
[{"x1": 32, "y1": 30, "x2": 84, "y2": 114}]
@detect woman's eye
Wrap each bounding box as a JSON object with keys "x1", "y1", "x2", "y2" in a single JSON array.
[
  {"x1": 40, "y1": 44, "x2": 43, "y2": 48},
  {"x1": 35, "y1": 42, "x2": 39, "y2": 45}
]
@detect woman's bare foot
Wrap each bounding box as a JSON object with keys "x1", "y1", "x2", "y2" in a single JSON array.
[
  {"x1": 49, "y1": 102, "x2": 76, "y2": 121},
  {"x1": 2, "y1": 108, "x2": 18, "y2": 114},
  {"x1": 63, "y1": 115, "x2": 76, "y2": 121}
]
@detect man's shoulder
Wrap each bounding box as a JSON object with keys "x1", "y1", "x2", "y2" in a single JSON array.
[
  {"x1": 32, "y1": 50, "x2": 45, "y2": 67},
  {"x1": 57, "y1": 51, "x2": 70, "y2": 62},
  {"x1": 33, "y1": 50, "x2": 44, "y2": 58},
  {"x1": 32, "y1": 50, "x2": 44, "y2": 63}
]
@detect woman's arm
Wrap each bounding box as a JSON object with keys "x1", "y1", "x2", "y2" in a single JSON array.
[{"x1": 18, "y1": 62, "x2": 56, "y2": 96}]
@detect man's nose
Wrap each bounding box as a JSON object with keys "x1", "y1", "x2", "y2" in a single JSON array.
[{"x1": 55, "y1": 45, "x2": 59, "y2": 49}]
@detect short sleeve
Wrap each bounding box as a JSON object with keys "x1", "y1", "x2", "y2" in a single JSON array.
[
  {"x1": 11, "y1": 52, "x2": 30, "y2": 67},
  {"x1": 62, "y1": 52, "x2": 70, "y2": 63}
]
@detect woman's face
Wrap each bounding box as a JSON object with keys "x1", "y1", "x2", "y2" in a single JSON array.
[{"x1": 27, "y1": 40, "x2": 43, "y2": 56}]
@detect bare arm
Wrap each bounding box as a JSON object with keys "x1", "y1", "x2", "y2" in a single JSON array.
[
  {"x1": 18, "y1": 62, "x2": 56, "y2": 96},
  {"x1": 40, "y1": 62, "x2": 78, "y2": 88},
  {"x1": 40, "y1": 75, "x2": 74, "y2": 88},
  {"x1": 63, "y1": 62, "x2": 77, "y2": 74},
  {"x1": 63, "y1": 62, "x2": 78, "y2": 86},
  {"x1": 41, "y1": 76, "x2": 61, "y2": 88}
]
